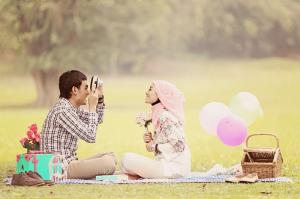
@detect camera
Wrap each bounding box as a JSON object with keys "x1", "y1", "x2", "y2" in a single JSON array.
[{"x1": 90, "y1": 75, "x2": 103, "y2": 92}]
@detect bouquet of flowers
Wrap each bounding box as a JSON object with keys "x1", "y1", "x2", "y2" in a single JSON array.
[
  {"x1": 136, "y1": 112, "x2": 151, "y2": 130},
  {"x1": 19, "y1": 124, "x2": 41, "y2": 152}
]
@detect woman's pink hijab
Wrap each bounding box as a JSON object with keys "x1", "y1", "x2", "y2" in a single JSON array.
[{"x1": 151, "y1": 80, "x2": 185, "y2": 128}]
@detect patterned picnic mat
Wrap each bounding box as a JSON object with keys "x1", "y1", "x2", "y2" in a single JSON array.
[{"x1": 4, "y1": 172, "x2": 292, "y2": 185}]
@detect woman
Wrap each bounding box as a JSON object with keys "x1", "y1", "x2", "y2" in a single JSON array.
[{"x1": 121, "y1": 80, "x2": 191, "y2": 179}]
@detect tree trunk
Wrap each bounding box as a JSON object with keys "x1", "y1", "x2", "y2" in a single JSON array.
[{"x1": 31, "y1": 68, "x2": 60, "y2": 107}]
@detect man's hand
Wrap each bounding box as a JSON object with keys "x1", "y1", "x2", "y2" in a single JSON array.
[
  {"x1": 88, "y1": 89, "x2": 99, "y2": 112},
  {"x1": 97, "y1": 84, "x2": 104, "y2": 99}
]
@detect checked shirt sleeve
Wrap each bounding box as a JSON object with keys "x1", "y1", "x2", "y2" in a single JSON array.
[
  {"x1": 77, "y1": 103, "x2": 105, "y2": 124},
  {"x1": 58, "y1": 107, "x2": 98, "y2": 143}
]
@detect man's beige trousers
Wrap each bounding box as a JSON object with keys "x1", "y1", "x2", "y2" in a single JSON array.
[{"x1": 67, "y1": 152, "x2": 116, "y2": 179}]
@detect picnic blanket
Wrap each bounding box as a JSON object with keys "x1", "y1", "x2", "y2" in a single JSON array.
[
  {"x1": 55, "y1": 174, "x2": 292, "y2": 185},
  {"x1": 4, "y1": 172, "x2": 292, "y2": 185},
  {"x1": 3, "y1": 164, "x2": 292, "y2": 185}
]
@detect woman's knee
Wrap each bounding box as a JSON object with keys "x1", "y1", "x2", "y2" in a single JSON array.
[{"x1": 121, "y1": 153, "x2": 137, "y2": 171}]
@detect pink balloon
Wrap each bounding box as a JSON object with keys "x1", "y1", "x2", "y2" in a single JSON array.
[{"x1": 217, "y1": 116, "x2": 247, "y2": 146}]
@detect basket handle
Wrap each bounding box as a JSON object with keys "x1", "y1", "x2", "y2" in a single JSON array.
[{"x1": 246, "y1": 133, "x2": 279, "y2": 148}]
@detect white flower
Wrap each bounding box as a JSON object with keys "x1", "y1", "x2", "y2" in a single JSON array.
[{"x1": 136, "y1": 112, "x2": 151, "y2": 128}]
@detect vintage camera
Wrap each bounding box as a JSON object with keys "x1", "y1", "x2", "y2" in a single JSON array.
[{"x1": 90, "y1": 75, "x2": 103, "y2": 92}]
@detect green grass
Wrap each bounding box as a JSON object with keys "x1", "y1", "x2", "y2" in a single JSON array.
[{"x1": 1, "y1": 58, "x2": 300, "y2": 198}]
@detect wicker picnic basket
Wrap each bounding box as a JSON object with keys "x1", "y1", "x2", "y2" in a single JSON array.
[{"x1": 241, "y1": 133, "x2": 283, "y2": 179}]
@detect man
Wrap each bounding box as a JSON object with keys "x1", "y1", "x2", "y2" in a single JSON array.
[{"x1": 41, "y1": 70, "x2": 116, "y2": 179}]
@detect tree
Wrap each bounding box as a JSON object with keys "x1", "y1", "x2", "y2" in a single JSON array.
[
  {"x1": 1, "y1": 0, "x2": 299, "y2": 108},
  {"x1": 187, "y1": 0, "x2": 300, "y2": 57},
  {"x1": 1, "y1": 0, "x2": 82, "y2": 106},
  {"x1": 0, "y1": 0, "x2": 169, "y2": 106}
]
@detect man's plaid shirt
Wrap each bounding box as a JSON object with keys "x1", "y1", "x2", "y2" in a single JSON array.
[{"x1": 41, "y1": 98, "x2": 105, "y2": 163}]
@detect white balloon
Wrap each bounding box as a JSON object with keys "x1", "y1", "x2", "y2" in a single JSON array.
[
  {"x1": 229, "y1": 92, "x2": 263, "y2": 126},
  {"x1": 199, "y1": 102, "x2": 233, "y2": 135}
]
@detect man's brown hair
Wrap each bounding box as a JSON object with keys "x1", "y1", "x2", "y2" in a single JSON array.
[{"x1": 59, "y1": 70, "x2": 87, "y2": 99}]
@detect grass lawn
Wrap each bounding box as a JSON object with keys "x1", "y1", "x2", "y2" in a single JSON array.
[{"x1": 0, "y1": 58, "x2": 300, "y2": 198}]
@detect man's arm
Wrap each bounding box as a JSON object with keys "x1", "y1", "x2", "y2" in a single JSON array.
[
  {"x1": 77, "y1": 102, "x2": 105, "y2": 124},
  {"x1": 58, "y1": 107, "x2": 98, "y2": 143},
  {"x1": 78, "y1": 85, "x2": 105, "y2": 124}
]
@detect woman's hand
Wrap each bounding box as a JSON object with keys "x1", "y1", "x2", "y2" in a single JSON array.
[
  {"x1": 145, "y1": 140, "x2": 155, "y2": 152},
  {"x1": 143, "y1": 131, "x2": 153, "y2": 143}
]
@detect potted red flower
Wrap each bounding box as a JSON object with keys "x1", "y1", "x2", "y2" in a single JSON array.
[{"x1": 19, "y1": 124, "x2": 41, "y2": 153}]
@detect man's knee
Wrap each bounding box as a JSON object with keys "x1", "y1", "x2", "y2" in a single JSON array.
[{"x1": 101, "y1": 155, "x2": 116, "y2": 175}]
